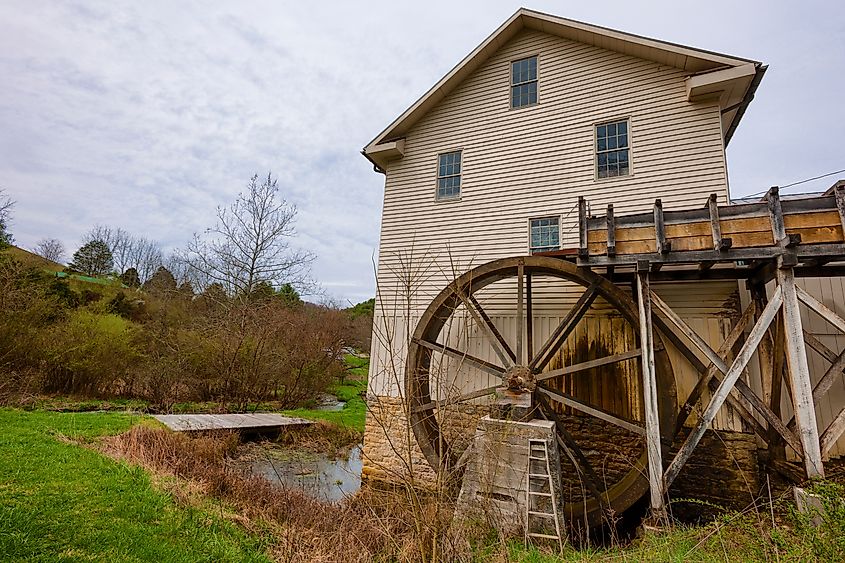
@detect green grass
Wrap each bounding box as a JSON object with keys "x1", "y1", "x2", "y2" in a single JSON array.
[
  {"x1": 0, "y1": 409, "x2": 271, "y2": 562},
  {"x1": 281, "y1": 356, "x2": 368, "y2": 432}
]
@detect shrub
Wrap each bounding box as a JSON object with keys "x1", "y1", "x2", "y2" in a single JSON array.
[{"x1": 42, "y1": 310, "x2": 142, "y2": 395}]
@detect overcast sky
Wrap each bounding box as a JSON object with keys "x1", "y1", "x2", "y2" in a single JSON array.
[{"x1": 1, "y1": 1, "x2": 842, "y2": 303}]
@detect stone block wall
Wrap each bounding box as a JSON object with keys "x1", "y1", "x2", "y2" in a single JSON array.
[{"x1": 363, "y1": 394, "x2": 761, "y2": 523}]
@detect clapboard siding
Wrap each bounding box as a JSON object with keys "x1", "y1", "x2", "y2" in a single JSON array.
[{"x1": 370, "y1": 29, "x2": 732, "y2": 416}]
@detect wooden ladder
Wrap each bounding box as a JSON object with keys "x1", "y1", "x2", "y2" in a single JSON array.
[{"x1": 525, "y1": 439, "x2": 563, "y2": 546}]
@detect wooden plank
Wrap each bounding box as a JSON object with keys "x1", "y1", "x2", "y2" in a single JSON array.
[
  {"x1": 153, "y1": 413, "x2": 313, "y2": 432},
  {"x1": 636, "y1": 268, "x2": 665, "y2": 516},
  {"x1": 664, "y1": 287, "x2": 783, "y2": 489},
  {"x1": 767, "y1": 187, "x2": 786, "y2": 243},
  {"x1": 538, "y1": 385, "x2": 645, "y2": 436},
  {"x1": 777, "y1": 267, "x2": 825, "y2": 479}
]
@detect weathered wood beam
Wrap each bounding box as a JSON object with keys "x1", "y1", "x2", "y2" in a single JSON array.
[
  {"x1": 412, "y1": 384, "x2": 499, "y2": 413},
  {"x1": 653, "y1": 199, "x2": 671, "y2": 254},
  {"x1": 516, "y1": 260, "x2": 524, "y2": 365},
  {"x1": 537, "y1": 385, "x2": 645, "y2": 436},
  {"x1": 526, "y1": 273, "x2": 533, "y2": 364},
  {"x1": 649, "y1": 311, "x2": 770, "y2": 444},
  {"x1": 708, "y1": 193, "x2": 732, "y2": 251},
  {"x1": 834, "y1": 185, "x2": 845, "y2": 235},
  {"x1": 664, "y1": 287, "x2": 783, "y2": 489},
  {"x1": 536, "y1": 393, "x2": 607, "y2": 505},
  {"x1": 529, "y1": 281, "x2": 599, "y2": 372},
  {"x1": 606, "y1": 204, "x2": 616, "y2": 256},
  {"x1": 536, "y1": 348, "x2": 642, "y2": 381},
  {"x1": 777, "y1": 266, "x2": 825, "y2": 479},
  {"x1": 636, "y1": 265, "x2": 665, "y2": 518},
  {"x1": 674, "y1": 297, "x2": 756, "y2": 434},
  {"x1": 796, "y1": 285, "x2": 845, "y2": 334},
  {"x1": 820, "y1": 406, "x2": 845, "y2": 456},
  {"x1": 578, "y1": 196, "x2": 589, "y2": 258},
  {"x1": 414, "y1": 338, "x2": 505, "y2": 378},
  {"x1": 461, "y1": 293, "x2": 514, "y2": 368},
  {"x1": 650, "y1": 289, "x2": 803, "y2": 455}
]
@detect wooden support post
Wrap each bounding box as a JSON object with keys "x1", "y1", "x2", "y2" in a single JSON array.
[
  {"x1": 708, "y1": 193, "x2": 732, "y2": 251},
  {"x1": 653, "y1": 199, "x2": 670, "y2": 254},
  {"x1": 834, "y1": 185, "x2": 845, "y2": 235},
  {"x1": 526, "y1": 273, "x2": 533, "y2": 364},
  {"x1": 516, "y1": 260, "x2": 524, "y2": 365},
  {"x1": 606, "y1": 204, "x2": 616, "y2": 256},
  {"x1": 636, "y1": 262, "x2": 665, "y2": 519},
  {"x1": 777, "y1": 266, "x2": 825, "y2": 479},
  {"x1": 578, "y1": 196, "x2": 589, "y2": 258},
  {"x1": 769, "y1": 313, "x2": 786, "y2": 460}
]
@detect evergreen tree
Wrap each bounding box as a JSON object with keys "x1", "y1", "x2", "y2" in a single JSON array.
[
  {"x1": 277, "y1": 283, "x2": 301, "y2": 306},
  {"x1": 69, "y1": 240, "x2": 114, "y2": 276},
  {"x1": 120, "y1": 267, "x2": 141, "y2": 288}
]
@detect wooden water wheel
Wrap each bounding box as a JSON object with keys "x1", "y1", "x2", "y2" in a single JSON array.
[{"x1": 405, "y1": 256, "x2": 677, "y2": 526}]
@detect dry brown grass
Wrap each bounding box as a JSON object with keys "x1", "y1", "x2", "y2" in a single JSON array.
[{"x1": 99, "y1": 426, "x2": 490, "y2": 563}]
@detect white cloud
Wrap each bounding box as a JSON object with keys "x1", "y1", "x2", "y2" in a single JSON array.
[{"x1": 1, "y1": 0, "x2": 842, "y2": 303}]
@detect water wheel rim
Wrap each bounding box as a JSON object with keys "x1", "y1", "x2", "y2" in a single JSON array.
[{"x1": 405, "y1": 256, "x2": 677, "y2": 525}]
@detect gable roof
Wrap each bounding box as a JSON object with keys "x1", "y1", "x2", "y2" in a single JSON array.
[{"x1": 363, "y1": 8, "x2": 765, "y2": 170}]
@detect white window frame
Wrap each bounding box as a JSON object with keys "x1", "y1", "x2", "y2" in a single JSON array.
[
  {"x1": 528, "y1": 215, "x2": 561, "y2": 254},
  {"x1": 510, "y1": 55, "x2": 539, "y2": 109},
  {"x1": 594, "y1": 117, "x2": 633, "y2": 181},
  {"x1": 435, "y1": 150, "x2": 462, "y2": 201}
]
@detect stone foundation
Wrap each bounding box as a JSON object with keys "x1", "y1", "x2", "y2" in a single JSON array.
[
  {"x1": 363, "y1": 394, "x2": 761, "y2": 523},
  {"x1": 457, "y1": 416, "x2": 563, "y2": 536}
]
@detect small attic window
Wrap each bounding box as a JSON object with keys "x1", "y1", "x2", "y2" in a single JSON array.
[
  {"x1": 511, "y1": 56, "x2": 538, "y2": 109},
  {"x1": 436, "y1": 151, "x2": 462, "y2": 200}
]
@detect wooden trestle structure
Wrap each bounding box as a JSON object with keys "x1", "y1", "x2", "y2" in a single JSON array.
[{"x1": 577, "y1": 185, "x2": 845, "y2": 518}]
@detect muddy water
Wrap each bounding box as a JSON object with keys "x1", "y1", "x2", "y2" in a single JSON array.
[{"x1": 242, "y1": 444, "x2": 363, "y2": 503}]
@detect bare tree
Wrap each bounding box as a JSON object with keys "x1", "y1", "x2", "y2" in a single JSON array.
[
  {"x1": 83, "y1": 225, "x2": 164, "y2": 283},
  {"x1": 0, "y1": 189, "x2": 14, "y2": 248},
  {"x1": 181, "y1": 172, "x2": 314, "y2": 296},
  {"x1": 32, "y1": 238, "x2": 66, "y2": 263}
]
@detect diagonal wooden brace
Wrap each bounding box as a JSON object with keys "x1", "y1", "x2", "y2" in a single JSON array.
[
  {"x1": 664, "y1": 287, "x2": 783, "y2": 489},
  {"x1": 650, "y1": 289, "x2": 803, "y2": 455}
]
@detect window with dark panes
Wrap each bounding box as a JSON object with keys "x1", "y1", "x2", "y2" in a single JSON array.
[
  {"x1": 596, "y1": 120, "x2": 630, "y2": 178},
  {"x1": 511, "y1": 56, "x2": 538, "y2": 109},
  {"x1": 436, "y1": 151, "x2": 462, "y2": 200},
  {"x1": 529, "y1": 216, "x2": 560, "y2": 253}
]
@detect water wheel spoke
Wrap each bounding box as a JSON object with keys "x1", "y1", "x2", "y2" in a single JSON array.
[
  {"x1": 412, "y1": 384, "x2": 500, "y2": 413},
  {"x1": 536, "y1": 348, "x2": 642, "y2": 382},
  {"x1": 529, "y1": 280, "x2": 600, "y2": 373},
  {"x1": 468, "y1": 295, "x2": 516, "y2": 365},
  {"x1": 414, "y1": 338, "x2": 506, "y2": 378},
  {"x1": 536, "y1": 393, "x2": 607, "y2": 505},
  {"x1": 537, "y1": 385, "x2": 644, "y2": 436}
]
